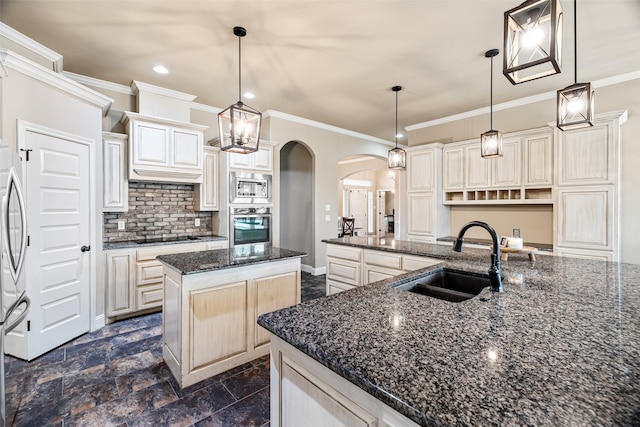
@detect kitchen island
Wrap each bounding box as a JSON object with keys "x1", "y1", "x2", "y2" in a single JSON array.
[
  {"x1": 158, "y1": 245, "x2": 306, "y2": 387},
  {"x1": 258, "y1": 237, "x2": 640, "y2": 426}
]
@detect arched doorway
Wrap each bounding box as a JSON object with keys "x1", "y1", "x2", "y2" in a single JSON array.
[{"x1": 280, "y1": 141, "x2": 314, "y2": 269}]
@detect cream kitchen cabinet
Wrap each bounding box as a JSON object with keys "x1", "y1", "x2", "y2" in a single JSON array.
[
  {"x1": 363, "y1": 249, "x2": 440, "y2": 284},
  {"x1": 105, "y1": 240, "x2": 228, "y2": 320},
  {"x1": 228, "y1": 143, "x2": 273, "y2": 172},
  {"x1": 553, "y1": 110, "x2": 626, "y2": 262},
  {"x1": 122, "y1": 111, "x2": 208, "y2": 183},
  {"x1": 523, "y1": 129, "x2": 553, "y2": 187},
  {"x1": 442, "y1": 146, "x2": 464, "y2": 191},
  {"x1": 102, "y1": 132, "x2": 128, "y2": 212},
  {"x1": 326, "y1": 244, "x2": 362, "y2": 294},
  {"x1": 194, "y1": 146, "x2": 219, "y2": 211}
]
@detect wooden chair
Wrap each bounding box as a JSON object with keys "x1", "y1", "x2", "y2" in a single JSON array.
[{"x1": 341, "y1": 217, "x2": 355, "y2": 237}]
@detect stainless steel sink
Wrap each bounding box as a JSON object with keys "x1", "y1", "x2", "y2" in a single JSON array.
[{"x1": 393, "y1": 269, "x2": 490, "y2": 302}]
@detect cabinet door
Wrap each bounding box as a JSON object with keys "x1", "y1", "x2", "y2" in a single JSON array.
[
  {"x1": 407, "y1": 194, "x2": 434, "y2": 236},
  {"x1": 443, "y1": 146, "x2": 464, "y2": 191},
  {"x1": 326, "y1": 279, "x2": 356, "y2": 295},
  {"x1": 228, "y1": 151, "x2": 253, "y2": 170},
  {"x1": 171, "y1": 128, "x2": 202, "y2": 170},
  {"x1": 254, "y1": 272, "x2": 299, "y2": 347},
  {"x1": 102, "y1": 133, "x2": 128, "y2": 212},
  {"x1": 195, "y1": 147, "x2": 219, "y2": 211},
  {"x1": 106, "y1": 251, "x2": 135, "y2": 317},
  {"x1": 557, "y1": 123, "x2": 614, "y2": 186},
  {"x1": 252, "y1": 145, "x2": 273, "y2": 171},
  {"x1": 407, "y1": 149, "x2": 434, "y2": 192},
  {"x1": 556, "y1": 186, "x2": 614, "y2": 252},
  {"x1": 189, "y1": 281, "x2": 248, "y2": 371},
  {"x1": 523, "y1": 132, "x2": 553, "y2": 187},
  {"x1": 493, "y1": 138, "x2": 521, "y2": 187},
  {"x1": 326, "y1": 257, "x2": 361, "y2": 286},
  {"x1": 131, "y1": 120, "x2": 170, "y2": 167},
  {"x1": 465, "y1": 144, "x2": 491, "y2": 188}
]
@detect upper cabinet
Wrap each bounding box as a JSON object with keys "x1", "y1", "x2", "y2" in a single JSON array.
[
  {"x1": 407, "y1": 148, "x2": 436, "y2": 192},
  {"x1": 194, "y1": 146, "x2": 220, "y2": 211},
  {"x1": 103, "y1": 132, "x2": 128, "y2": 212},
  {"x1": 442, "y1": 126, "x2": 553, "y2": 204},
  {"x1": 122, "y1": 112, "x2": 208, "y2": 183},
  {"x1": 228, "y1": 144, "x2": 273, "y2": 172}
]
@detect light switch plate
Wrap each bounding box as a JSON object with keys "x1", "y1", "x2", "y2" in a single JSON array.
[
  {"x1": 325, "y1": 215, "x2": 331, "y2": 222},
  {"x1": 195, "y1": 218, "x2": 201, "y2": 227},
  {"x1": 325, "y1": 204, "x2": 331, "y2": 211},
  {"x1": 117, "y1": 220, "x2": 125, "y2": 230}
]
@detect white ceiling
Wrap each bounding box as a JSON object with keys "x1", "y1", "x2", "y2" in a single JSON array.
[{"x1": 1, "y1": 0, "x2": 639, "y2": 143}]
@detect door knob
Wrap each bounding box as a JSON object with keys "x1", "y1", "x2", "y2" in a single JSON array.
[{"x1": 81, "y1": 245, "x2": 91, "y2": 252}]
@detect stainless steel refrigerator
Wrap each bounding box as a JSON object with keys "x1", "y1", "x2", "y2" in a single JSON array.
[{"x1": 0, "y1": 140, "x2": 30, "y2": 427}]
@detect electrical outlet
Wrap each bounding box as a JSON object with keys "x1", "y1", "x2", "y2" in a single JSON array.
[
  {"x1": 117, "y1": 220, "x2": 125, "y2": 230},
  {"x1": 195, "y1": 218, "x2": 201, "y2": 227},
  {"x1": 512, "y1": 228, "x2": 520, "y2": 238}
]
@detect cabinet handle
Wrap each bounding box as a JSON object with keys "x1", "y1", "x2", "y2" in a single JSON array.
[{"x1": 81, "y1": 245, "x2": 91, "y2": 252}]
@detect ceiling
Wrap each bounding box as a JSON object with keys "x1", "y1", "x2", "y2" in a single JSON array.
[{"x1": 1, "y1": 0, "x2": 639, "y2": 144}]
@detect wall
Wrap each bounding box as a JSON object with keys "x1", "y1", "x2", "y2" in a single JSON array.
[
  {"x1": 280, "y1": 142, "x2": 313, "y2": 266},
  {"x1": 103, "y1": 182, "x2": 212, "y2": 243},
  {"x1": 407, "y1": 78, "x2": 640, "y2": 264}
]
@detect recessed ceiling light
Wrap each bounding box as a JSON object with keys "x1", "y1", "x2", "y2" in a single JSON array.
[
  {"x1": 153, "y1": 65, "x2": 169, "y2": 74},
  {"x1": 243, "y1": 92, "x2": 255, "y2": 99},
  {"x1": 396, "y1": 133, "x2": 403, "y2": 138}
]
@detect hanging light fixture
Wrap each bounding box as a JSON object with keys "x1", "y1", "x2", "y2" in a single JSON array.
[
  {"x1": 503, "y1": 0, "x2": 563, "y2": 84},
  {"x1": 388, "y1": 86, "x2": 406, "y2": 169},
  {"x1": 556, "y1": 0, "x2": 594, "y2": 131},
  {"x1": 481, "y1": 49, "x2": 503, "y2": 158},
  {"x1": 218, "y1": 26, "x2": 262, "y2": 154}
]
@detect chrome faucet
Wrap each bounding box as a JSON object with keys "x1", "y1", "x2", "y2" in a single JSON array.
[{"x1": 453, "y1": 221, "x2": 503, "y2": 293}]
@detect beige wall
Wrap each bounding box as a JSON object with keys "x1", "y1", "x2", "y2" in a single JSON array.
[{"x1": 408, "y1": 79, "x2": 640, "y2": 264}]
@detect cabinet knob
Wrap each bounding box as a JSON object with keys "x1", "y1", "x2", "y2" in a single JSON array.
[{"x1": 81, "y1": 245, "x2": 91, "y2": 253}]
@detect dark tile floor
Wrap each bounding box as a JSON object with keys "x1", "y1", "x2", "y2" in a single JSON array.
[{"x1": 4, "y1": 272, "x2": 326, "y2": 427}]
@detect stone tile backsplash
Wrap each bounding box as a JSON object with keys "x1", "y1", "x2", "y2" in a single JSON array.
[{"x1": 103, "y1": 182, "x2": 212, "y2": 243}]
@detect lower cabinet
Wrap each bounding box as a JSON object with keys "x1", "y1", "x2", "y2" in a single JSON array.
[
  {"x1": 105, "y1": 240, "x2": 228, "y2": 319},
  {"x1": 271, "y1": 335, "x2": 420, "y2": 427},
  {"x1": 162, "y1": 259, "x2": 301, "y2": 387}
]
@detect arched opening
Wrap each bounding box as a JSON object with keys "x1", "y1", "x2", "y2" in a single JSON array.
[{"x1": 280, "y1": 141, "x2": 314, "y2": 269}]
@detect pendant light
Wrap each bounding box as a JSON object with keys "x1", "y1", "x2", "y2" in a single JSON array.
[
  {"x1": 481, "y1": 49, "x2": 503, "y2": 158},
  {"x1": 388, "y1": 86, "x2": 406, "y2": 169},
  {"x1": 503, "y1": 0, "x2": 563, "y2": 84},
  {"x1": 556, "y1": 0, "x2": 594, "y2": 131},
  {"x1": 218, "y1": 26, "x2": 262, "y2": 154}
]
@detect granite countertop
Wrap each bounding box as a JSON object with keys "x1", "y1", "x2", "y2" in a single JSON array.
[
  {"x1": 436, "y1": 236, "x2": 554, "y2": 252},
  {"x1": 104, "y1": 235, "x2": 227, "y2": 250},
  {"x1": 258, "y1": 237, "x2": 640, "y2": 426},
  {"x1": 157, "y1": 245, "x2": 306, "y2": 275}
]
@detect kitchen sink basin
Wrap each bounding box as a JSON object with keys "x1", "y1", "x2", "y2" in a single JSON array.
[{"x1": 394, "y1": 269, "x2": 490, "y2": 302}]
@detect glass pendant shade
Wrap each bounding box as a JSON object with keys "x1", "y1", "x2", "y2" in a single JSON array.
[
  {"x1": 218, "y1": 101, "x2": 262, "y2": 153},
  {"x1": 388, "y1": 147, "x2": 406, "y2": 169},
  {"x1": 219, "y1": 26, "x2": 262, "y2": 154},
  {"x1": 503, "y1": 0, "x2": 563, "y2": 84},
  {"x1": 557, "y1": 82, "x2": 594, "y2": 130},
  {"x1": 481, "y1": 130, "x2": 504, "y2": 158}
]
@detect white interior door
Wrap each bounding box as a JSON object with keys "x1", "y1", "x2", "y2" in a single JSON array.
[
  {"x1": 377, "y1": 191, "x2": 386, "y2": 237},
  {"x1": 8, "y1": 124, "x2": 92, "y2": 360},
  {"x1": 348, "y1": 189, "x2": 367, "y2": 235}
]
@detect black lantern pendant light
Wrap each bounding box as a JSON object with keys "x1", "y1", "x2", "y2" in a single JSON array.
[
  {"x1": 481, "y1": 49, "x2": 503, "y2": 158},
  {"x1": 218, "y1": 26, "x2": 262, "y2": 154},
  {"x1": 503, "y1": 0, "x2": 563, "y2": 84},
  {"x1": 388, "y1": 86, "x2": 406, "y2": 169},
  {"x1": 556, "y1": 0, "x2": 594, "y2": 131}
]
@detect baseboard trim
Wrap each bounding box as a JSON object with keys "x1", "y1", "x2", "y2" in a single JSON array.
[{"x1": 301, "y1": 264, "x2": 326, "y2": 276}]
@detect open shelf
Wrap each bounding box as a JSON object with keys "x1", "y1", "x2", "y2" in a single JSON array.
[{"x1": 443, "y1": 187, "x2": 552, "y2": 205}]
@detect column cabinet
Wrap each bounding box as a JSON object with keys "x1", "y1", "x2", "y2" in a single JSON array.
[
  {"x1": 406, "y1": 143, "x2": 449, "y2": 243},
  {"x1": 194, "y1": 146, "x2": 220, "y2": 211},
  {"x1": 228, "y1": 144, "x2": 273, "y2": 172},
  {"x1": 102, "y1": 132, "x2": 128, "y2": 212},
  {"x1": 553, "y1": 110, "x2": 627, "y2": 261}
]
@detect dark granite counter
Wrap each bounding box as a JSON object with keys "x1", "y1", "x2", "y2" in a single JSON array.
[
  {"x1": 437, "y1": 235, "x2": 554, "y2": 252},
  {"x1": 258, "y1": 237, "x2": 640, "y2": 426},
  {"x1": 104, "y1": 235, "x2": 227, "y2": 250},
  {"x1": 157, "y1": 245, "x2": 306, "y2": 275}
]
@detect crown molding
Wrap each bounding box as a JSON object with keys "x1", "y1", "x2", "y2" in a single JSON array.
[
  {"x1": 131, "y1": 80, "x2": 197, "y2": 102},
  {"x1": 264, "y1": 109, "x2": 395, "y2": 147},
  {"x1": 191, "y1": 101, "x2": 222, "y2": 114},
  {"x1": 407, "y1": 70, "x2": 640, "y2": 132},
  {"x1": 0, "y1": 23, "x2": 63, "y2": 72},
  {"x1": 63, "y1": 71, "x2": 133, "y2": 95},
  {"x1": 0, "y1": 49, "x2": 113, "y2": 115}
]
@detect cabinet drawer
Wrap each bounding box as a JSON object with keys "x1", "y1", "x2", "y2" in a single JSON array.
[
  {"x1": 364, "y1": 266, "x2": 402, "y2": 285},
  {"x1": 136, "y1": 283, "x2": 163, "y2": 310},
  {"x1": 402, "y1": 255, "x2": 441, "y2": 272},
  {"x1": 137, "y1": 261, "x2": 163, "y2": 285},
  {"x1": 326, "y1": 279, "x2": 356, "y2": 295},
  {"x1": 364, "y1": 250, "x2": 401, "y2": 270},
  {"x1": 205, "y1": 240, "x2": 228, "y2": 250},
  {"x1": 136, "y1": 242, "x2": 205, "y2": 261},
  {"x1": 326, "y1": 245, "x2": 362, "y2": 262},
  {"x1": 326, "y1": 257, "x2": 361, "y2": 286}
]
